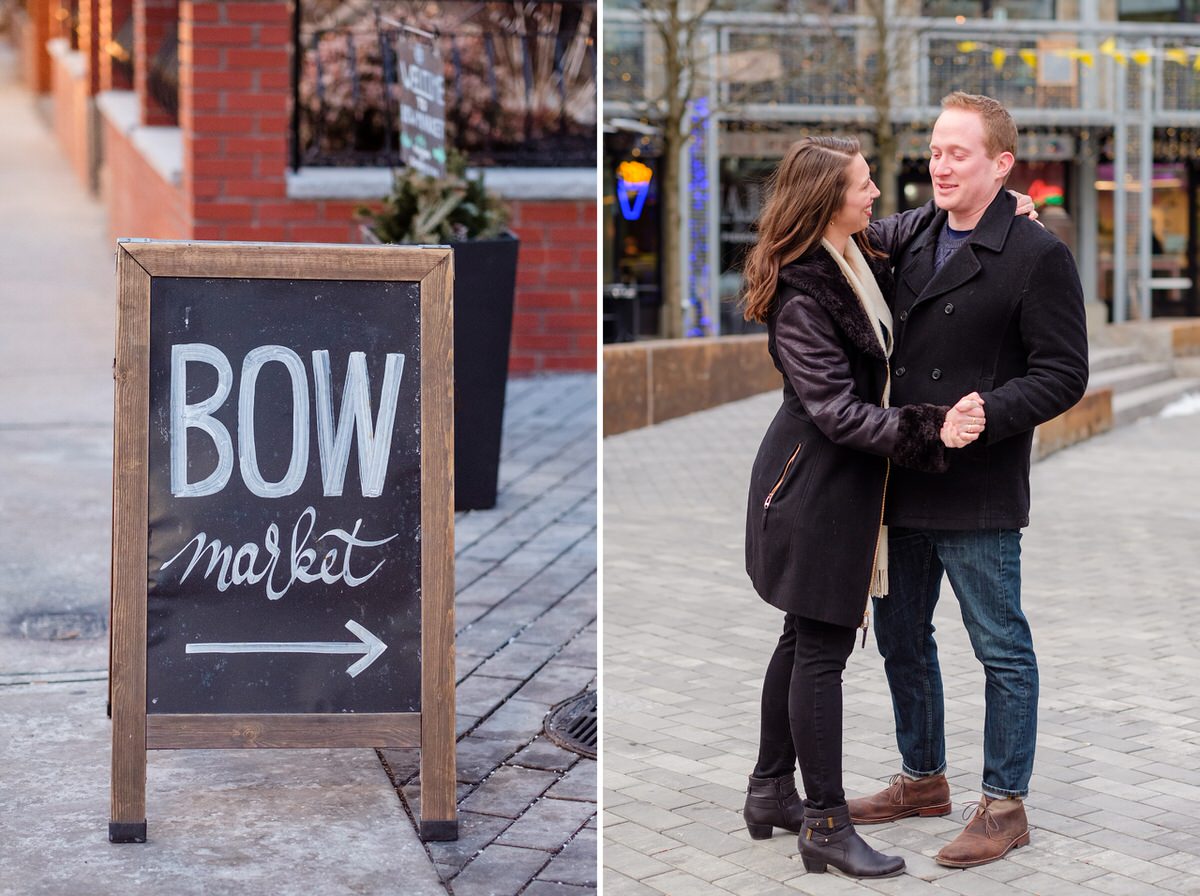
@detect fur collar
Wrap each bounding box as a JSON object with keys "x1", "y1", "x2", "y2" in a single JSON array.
[{"x1": 776, "y1": 244, "x2": 893, "y2": 361}]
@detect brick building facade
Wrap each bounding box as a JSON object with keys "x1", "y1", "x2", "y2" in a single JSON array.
[{"x1": 16, "y1": 0, "x2": 596, "y2": 375}]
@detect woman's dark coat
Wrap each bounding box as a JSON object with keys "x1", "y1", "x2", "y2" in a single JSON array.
[{"x1": 744, "y1": 244, "x2": 949, "y2": 629}]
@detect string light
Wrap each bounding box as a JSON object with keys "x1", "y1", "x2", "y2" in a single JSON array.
[{"x1": 687, "y1": 97, "x2": 712, "y2": 338}]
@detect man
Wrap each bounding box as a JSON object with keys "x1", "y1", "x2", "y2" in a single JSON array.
[{"x1": 859, "y1": 92, "x2": 1089, "y2": 868}]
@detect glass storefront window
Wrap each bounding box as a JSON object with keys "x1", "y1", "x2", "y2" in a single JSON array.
[
  {"x1": 922, "y1": 0, "x2": 1055, "y2": 19},
  {"x1": 1095, "y1": 162, "x2": 1195, "y2": 316},
  {"x1": 711, "y1": 0, "x2": 855, "y2": 11},
  {"x1": 718, "y1": 157, "x2": 773, "y2": 335},
  {"x1": 603, "y1": 152, "x2": 663, "y2": 342},
  {"x1": 296, "y1": 0, "x2": 596, "y2": 168},
  {"x1": 603, "y1": 23, "x2": 645, "y2": 107},
  {"x1": 1119, "y1": 0, "x2": 1186, "y2": 21}
]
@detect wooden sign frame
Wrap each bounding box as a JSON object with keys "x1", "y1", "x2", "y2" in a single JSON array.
[{"x1": 109, "y1": 240, "x2": 456, "y2": 843}]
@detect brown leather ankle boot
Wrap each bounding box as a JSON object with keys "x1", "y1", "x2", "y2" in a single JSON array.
[
  {"x1": 935, "y1": 795, "x2": 1030, "y2": 868},
  {"x1": 848, "y1": 773, "x2": 952, "y2": 824},
  {"x1": 743, "y1": 774, "x2": 804, "y2": 839}
]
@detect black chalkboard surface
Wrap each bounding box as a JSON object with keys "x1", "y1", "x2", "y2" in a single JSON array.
[
  {"x1": 146, "y1": 277, "x2": 421, "y2": 715},
  {"x1": 110, "y1": 241, "x2": 457, "y2": 844}
]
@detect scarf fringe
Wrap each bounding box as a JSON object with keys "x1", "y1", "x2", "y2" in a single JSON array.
[{"x1": 870, "y1": 526, "x2": 889, "y2": 598}]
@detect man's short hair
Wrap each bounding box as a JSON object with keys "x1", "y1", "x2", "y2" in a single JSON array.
[{"x1": 941, "y1": 91, "x2": 1017, "y2": 159}]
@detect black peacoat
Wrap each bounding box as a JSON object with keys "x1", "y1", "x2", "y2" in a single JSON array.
[
  {"x1": 870, "y1": 189, "x2": 1089, "y2": 529},
  {"x1": 744, "y1": 244, "x2": 951, "y2": 630}
]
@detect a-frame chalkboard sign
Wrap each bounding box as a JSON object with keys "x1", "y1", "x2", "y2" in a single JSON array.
[{"x1": 109, "y1": 240, "x2": 456, "y2": 843}]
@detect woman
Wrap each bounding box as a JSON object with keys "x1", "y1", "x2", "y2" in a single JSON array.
[{"x1": 739, "y1": 136, "x2": 985, "y2": 879}]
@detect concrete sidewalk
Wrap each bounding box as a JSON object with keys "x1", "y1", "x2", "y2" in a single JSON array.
[
  {"x1": 603, "y1": 390, "x2": 1200, "y2": 895},
  {"x1": 0, "y1": 43, "x2": 595, "y2": 896}
]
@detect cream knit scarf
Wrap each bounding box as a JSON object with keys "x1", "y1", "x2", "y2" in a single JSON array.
[{"x1": 821, "y1": 237, "x2": 893, "y2": 598}]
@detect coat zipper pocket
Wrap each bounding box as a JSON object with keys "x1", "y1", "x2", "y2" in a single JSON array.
[{"x1": 762, "y1": 442, "x2": 804, "y2": 526}]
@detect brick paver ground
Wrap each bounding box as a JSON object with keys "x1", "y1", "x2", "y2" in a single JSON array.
[
  {"x1": 384, "y1": 372, "x2": 598, "y2": 895},
  {"x1": 603, "y1": 389, "x2": 1200, "y2": 895}
]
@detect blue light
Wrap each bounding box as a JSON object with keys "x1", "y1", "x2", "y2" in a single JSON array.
[
  {"x1": 616, "y1": 176, "x2": 650, "y2": 220},
  {"x1": 687, "y1": 97, "x2": 712, "y2": 338}
]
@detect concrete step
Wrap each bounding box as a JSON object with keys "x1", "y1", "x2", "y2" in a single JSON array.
[
  {"x1": 1089, "y1": 345, "x2": 1143, "y2": 374},
  {"x1": 1088, "y1": 361, "x2": 1174, "y2": 395},
  {"x1": 1112, "y1": 377, "x2": 1200, "y2": 427}
]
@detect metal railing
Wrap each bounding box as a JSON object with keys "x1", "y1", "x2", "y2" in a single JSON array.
[
  {"x1": 294, "y1": 2, "x2": 597, "y2": 169},
  {"x1": 603, "y1": 11, "x2": 1200, "y2": 128}
]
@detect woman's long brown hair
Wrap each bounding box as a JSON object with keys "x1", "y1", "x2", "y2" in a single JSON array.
[{"x1": 741, "y1": 136, "x2": 880, "y2": 323}]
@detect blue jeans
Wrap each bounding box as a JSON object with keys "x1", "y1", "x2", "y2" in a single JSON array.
[{"x1": 872, "y1": 528, "x2": 1037, "y2": 799}]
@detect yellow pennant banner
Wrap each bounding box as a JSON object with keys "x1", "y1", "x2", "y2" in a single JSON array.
[{"x1": 954, "y1": 38, "x2": 1192, "y2": 70}]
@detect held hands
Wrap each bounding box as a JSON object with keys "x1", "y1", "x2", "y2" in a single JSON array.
[{"x1": 941, "y1": 392, "x2": 986, "y2": 448}]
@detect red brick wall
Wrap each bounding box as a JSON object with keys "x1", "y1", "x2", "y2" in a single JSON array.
[
  {"x1": 78, "y1": 0, "x2": 102, "y2": 95},
  {"x1": 510, "y1": 200, "x2": 597, "y2": 373},
  {"x1": 50, "y1": 47, "x2": 91, "y2": 188},
  {"x1": 101, "y1": 115, "x2": 189, "y2": 241},
  {"x1": 19, "y1": 3, "x2": 53, "y2": 92}
]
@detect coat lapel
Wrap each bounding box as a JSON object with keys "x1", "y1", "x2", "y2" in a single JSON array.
[
  {"x1": 901, "y1": 189, "x2": 1017, "y2": 308},
  {"x1": 899, "y1": 211, "x2": 943, "y2": 303}
]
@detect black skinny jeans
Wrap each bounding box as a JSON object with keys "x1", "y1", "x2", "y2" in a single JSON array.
[{"x1": 753, "y1": 613, "x2": 858, "y2": 810}]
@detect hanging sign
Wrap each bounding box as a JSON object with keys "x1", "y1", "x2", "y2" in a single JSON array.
[{"x1": 396, "y1": 32, "x2": 447, "y2": 177}]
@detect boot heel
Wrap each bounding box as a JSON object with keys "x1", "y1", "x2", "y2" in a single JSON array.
[
  {"x1": 919, "y1": 802, "x2": 952, "y2": 817},
  {"x1": 745, "y1": 822, "x2": 773, "y2": 840},
  {"x1": 1014, "y1": 831, "x2": 1030, "y2": 849},
  {"x1": 801, "y1": 857, "x2": 827, "y2": 874}
]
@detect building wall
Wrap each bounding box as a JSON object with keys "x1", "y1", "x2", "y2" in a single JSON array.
[
  {"x1": 44, "y1": 0, "x2": 596, "y2": 375},
  {"x1": 510, "y1": 200, "x2": 597, "y2": 373},
  {"x1": 18, "y1": 5, "x2": 52, "y2": 93},
  {"x1": 49, "y1": 42, "x2": 92, "y2": 190},
  {"x1": 100, "y1": 113, "x2": 189, "y2": 240}
]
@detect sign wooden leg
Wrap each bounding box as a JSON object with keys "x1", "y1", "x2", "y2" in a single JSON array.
[
  {"x1": 109, "y1": 570, "x2": 148, "y2": 843},
  {"x1": 109, "y1": 694, "x2": 147, "y2": 842},
  {"x1": 418, "y1": 705, "x2": 458, "y2": 841},
  {"x1": 419, "y1": 620, "x2": 458, "y2": 841}
]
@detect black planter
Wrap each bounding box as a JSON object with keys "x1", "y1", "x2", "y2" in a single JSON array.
[
  {"x1": 448, "y1": 234, "x2": 519, "y2": 510},
  {"x1": 363, "y1": 227, "x2": 518, "y2": 511}
]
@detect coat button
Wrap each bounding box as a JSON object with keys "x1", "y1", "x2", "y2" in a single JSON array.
[
  {"x1": 944, "y1": 303, "x2": 954, "y2": 314},
  {"x1": 931, "y1": 368, "x2": 942, "y2": 380},
  {"x1": 895, "y1": 366, "x2": 907, "y2": 377},
  {"x1": 898, "y1": 310, "x2": 908, "y2": 321}
]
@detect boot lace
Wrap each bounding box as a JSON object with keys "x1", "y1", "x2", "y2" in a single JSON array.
[{"x1": 959, "y1": 800, "x2": 1001, "y2": 836}]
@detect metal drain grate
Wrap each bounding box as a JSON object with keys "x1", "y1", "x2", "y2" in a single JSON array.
[{"x1": 544, "y1": 690, "x2": 596, "y2": 759}]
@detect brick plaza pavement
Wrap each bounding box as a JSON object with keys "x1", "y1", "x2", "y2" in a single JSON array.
[{"x1": 603, "y1": 390, "x2": 1200, "y2": 895}]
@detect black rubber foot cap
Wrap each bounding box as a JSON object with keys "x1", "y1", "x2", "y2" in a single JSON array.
[
  {"x1": 109, "y1": 821, "x2": 147, "y2": 843},
  {"x1": 420, "y1": 819, "x2": 458, "y2": 841}
]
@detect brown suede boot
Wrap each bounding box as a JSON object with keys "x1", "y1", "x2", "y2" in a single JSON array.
[
  {"x1": 935, "y1": 796, "x2": 1030, "y2": 868},
  {"x1": 848, "y1": 773, "x2": 952, "y2": 824}
]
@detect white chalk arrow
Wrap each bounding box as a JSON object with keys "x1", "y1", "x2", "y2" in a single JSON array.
[{"x1": 185, "y1": 620, "x2": 388, "y2": 678}]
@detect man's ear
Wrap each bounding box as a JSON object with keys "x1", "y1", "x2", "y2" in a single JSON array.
[{"x1": 994, "y1": 151, "x2": 1015, "y2": 181}]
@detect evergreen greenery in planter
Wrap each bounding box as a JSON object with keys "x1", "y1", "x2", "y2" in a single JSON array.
[
  {"x1": 359, "y1": 153, "x2": 519, "y2": 512},
  {"x1": 359, "y1": 150, "x2": 509, "y2": 243}
]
